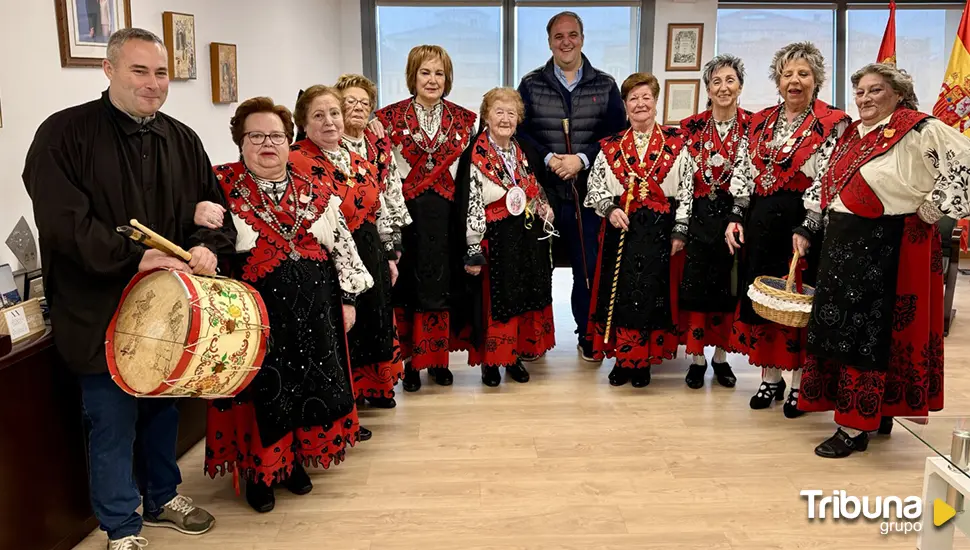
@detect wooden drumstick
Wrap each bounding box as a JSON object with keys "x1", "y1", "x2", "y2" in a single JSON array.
[{"x1": 116, "y1": 219, "x2": 192, "y2": 262}]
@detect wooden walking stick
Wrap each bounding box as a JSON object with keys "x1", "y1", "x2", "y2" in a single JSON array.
[{"x1": 603, "y1": 186, "x2": 635, "y2": 344}]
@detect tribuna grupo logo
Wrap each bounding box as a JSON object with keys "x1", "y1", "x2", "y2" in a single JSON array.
[{"x1": 800, "y1": 490, "x2": 932, "y2": 535}]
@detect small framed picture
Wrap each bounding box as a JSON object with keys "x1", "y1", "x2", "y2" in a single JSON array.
[
  {"x1": 666, "y1": 23, "x2": 704, "y2": 72},
  {"x1": 0, "y1": 264, "x2": 20, "y2": 307},
  {"x1": 663, "y1": 79, "x2": 700, "y2": 125},
  {"x1": 54, "y1": 0, "x2": 133, "y2": 68},
  {"x1": 162, "y1": 12, "x2": 197, "y2": 80},
  {"x1": 210, "y1": 43, "x2": 239, "y2": 104}
]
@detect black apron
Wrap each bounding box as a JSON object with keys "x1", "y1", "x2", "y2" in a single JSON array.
[
  {"x1": 347, "y1": 221, "x2": 394, "y2": 366},
  {"x1": 680, "y1": 189, "x2": 736, "y2": 313}
]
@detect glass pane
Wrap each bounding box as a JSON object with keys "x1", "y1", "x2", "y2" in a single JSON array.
[
  {"x1": 715, "y1": 9, "x2": 836, "y2": 112},
  {"x1": 376, "y1": 5, "x2": 502, "y2": 112},
  {"x1": 846, "y1": 8, "x2": 961, "y2": 118},
  {"x1": 895, "y1": 416, "x2": 970, "y2": 484},
  {"x1": 514, "y1": 5, "x2": 640, "y2": 85}
]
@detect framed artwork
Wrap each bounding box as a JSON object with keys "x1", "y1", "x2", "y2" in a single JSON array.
[
  {"x1": 54, "y1": 0, "x2": 133, "y2": 67},
  {"x1": 210, "y1": 43, "x2": 238, "y2": 104},
  {"x1": 162, "y1": 12, "x2": 197, "y2": 80},
  {"x1": 663, "y1": 79, "x2": 700, "y2": 125},
  {"x1": 666, "y1": 23, "x2": 704, "y2": 72}
]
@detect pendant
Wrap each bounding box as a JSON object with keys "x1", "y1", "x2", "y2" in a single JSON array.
[
  {"x1": 761, "y1": 173, "x2": 776, "y2": 190},
  {"x1": 425, "y1": 157, "x2": 435, "y2": 171},
  {"x1": 704, "y1": 141, "x2": 714, "y2": 151},
  {"x1": 240, "y1": 204, "x2": 250, "y2": 212},
  {"x1": 289, "y1": 249, "x2": 301, "y2": 261},
  {"x1": 274, "y1": 204, "x2": 283, "y2": 212},
  {"x1": 709, "y1": 153, "x2": 725, "y2": 168},
  {"x1": 704, "y1": 169, "x2": 713, "y2": 179},
  {"x1": 506, "y1": 187, "x2": 527, "y2": 216}
]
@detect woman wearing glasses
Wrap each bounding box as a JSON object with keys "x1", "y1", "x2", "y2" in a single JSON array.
[{"x1": 202, "y1": 97, "x2": 372, "y2": 513}]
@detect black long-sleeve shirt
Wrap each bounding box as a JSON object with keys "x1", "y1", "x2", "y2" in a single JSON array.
[{"x1": 22, "y1": 90, "x2": 236, "y2": 375}]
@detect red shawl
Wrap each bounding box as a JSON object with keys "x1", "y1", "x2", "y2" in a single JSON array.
[
  {"x1": 290, "y1": 139, "x2": 381, "y2": 232},
  {"x1": 599, "y1": 126, "x2": 685, "y2": 215},
  {"x1": 469, "y1": 132, "x2": 541, "y2": 222}
]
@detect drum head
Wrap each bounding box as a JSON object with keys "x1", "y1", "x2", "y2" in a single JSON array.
[{"x1": 110, "y1": 270, "x2": 192, "y2": 394}]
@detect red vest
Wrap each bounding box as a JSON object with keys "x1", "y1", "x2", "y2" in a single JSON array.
[{"x1": 598, "y1": 126, "x2": 685, "y2": 215}]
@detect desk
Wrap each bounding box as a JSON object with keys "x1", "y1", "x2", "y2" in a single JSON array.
[{"x1": 0, "y1": 330, "x2": 206, "y2": 550}]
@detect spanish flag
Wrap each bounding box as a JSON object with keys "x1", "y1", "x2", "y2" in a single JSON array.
[
  {"x1": 933, "y1": 0, "x2": 970, "y2": 137},
  {"x1": 877, "y1": 0, "x2": 896, "y2": 65}
]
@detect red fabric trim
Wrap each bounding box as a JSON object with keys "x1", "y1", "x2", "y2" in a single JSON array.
[
  {"x1": 394, "y1": 309, "x2": 466, "y2": 370},
  {"x1": 599, "y1": 126, "x2": 684, "y2": 215},
  {"x1": 471, "y1": 132, "x2": 543, "y2": 223},
  {"x1": 681, "y1": 108, "x2": 752, "y2": 197},
  {"x1": 678, "y1": 310, "x2": 735, "y2": 356},
  {"x1": 290, "y1": 139, "x2": 381, "y2": 232},
  {"x1": 363, "y1": 129, "x2": 393, "y2": 193},
  {"x1": 352, "y1": 319, "x2": 404, "y2": 400}
]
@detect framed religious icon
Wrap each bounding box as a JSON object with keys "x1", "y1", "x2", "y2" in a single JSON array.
[
  {"x1": 162, "y1": 12, "x2": 197, "y2": 80},
  {"x1": 210, "y1": 43, "x2": 238, "y2": 104},
  {"x1": 663, "y1": 79, "x2": 700, "y2": 125},
  {"x1": 54, "y1": 0, "x2": 133, "y2": 67},
  {"x1": 666, "y1": 23, "x2": 704, "y2": 72}
]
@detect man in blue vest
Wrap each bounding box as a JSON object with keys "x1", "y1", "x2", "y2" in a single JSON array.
[{"x1": 517, "y1": 11, "x2": 626, "y2": 361}]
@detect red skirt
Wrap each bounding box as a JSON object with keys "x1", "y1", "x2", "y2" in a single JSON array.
[
  {"x1": 203, "y1": 401, "x2": 359, "y2": 488},
  {"x1": 588, "y1": 250, "x2": 684, "y2": 369},
  {"x1": 395, "y1": 309, "x2": 465, "y2": 370},
  {"x1": 729, "y1": 315, "x2": 807, "y2": 371},
  {"x1": 353, "y1": 320, "x2": 404, "y2": 399},
  {"x1": 679, "y1": 310, "x2": 735, "y2": 356},
  {"x1": 465, "y1": 256, "x2": 556, "y2": 367},
  {"x1": 798, "y1": 218, "x2": 945, "y2": 431}
]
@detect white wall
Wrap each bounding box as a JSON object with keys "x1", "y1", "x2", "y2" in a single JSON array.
[
  {"x1": 652, "y1": 0, "x2": 719, "y2": 124},
  {"x1": 0, "y1": 0, "x2": 363, "y2": 270}
]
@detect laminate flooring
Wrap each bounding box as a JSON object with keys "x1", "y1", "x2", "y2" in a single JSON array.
[{"x1": 75, "y1": 269, "x2": 970, "y2": 549}]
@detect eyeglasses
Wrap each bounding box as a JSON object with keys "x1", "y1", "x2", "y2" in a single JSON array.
[
  {"x1": 344, "y1": 97, "x2": 372, "y2": 110},
  {"x1": 245, "y1": 132, "x2": 288, "y2": 145}
]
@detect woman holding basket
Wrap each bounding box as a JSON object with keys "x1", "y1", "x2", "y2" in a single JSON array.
[{"x1": 725, "y1": 42, "x2": 850, "y2": 415}]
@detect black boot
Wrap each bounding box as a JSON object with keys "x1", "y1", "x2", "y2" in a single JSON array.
[
  {"x1": 749, "y1": 379, "x2": 786, "y2": 409},
  {"x1": 366, "y1": 396, "x2": 396, "y2": 408},
  {"x1": 608, "y1": 365, "x2": 632, "y2": 386},
  {"x1": 358, "y1": 426, "x2": 373, "y2": 441},
  {"x1": 429, "y1": 366, "x2": 454, "y2": 386},
  {"x1": 711, "y1": 361, "x2": 737, "y2": 388},
  {"x1": 402, "y1": 364, "x2": 421, "y2": 392},
  {"x1": 246, "y1": 479, "x2": 275, "y2": 513},
  {"x1": 815, "y1": 428, "x2": 869, "y2": 458},
  {"x1": 685, "y1": 363, "x2": 706, "y2": 389},
  {"x1": 630, "y1": 368, "x2": 651, "y2": 388},
  {"x1": 783, "y1": 388, "x2": 806, "y2": 418},
  {"x1": 878, "y1": 416, "x2": 894, "y2": 435},
  {"x1": 506, "y1": 360, "x2": 530, "y2": 383},
  {"x1": 281, "y1": 462, "x2": 313, "y2": 495},
  {"x1": 481, "y1": 366, "x2": 501, "y2": 387}
]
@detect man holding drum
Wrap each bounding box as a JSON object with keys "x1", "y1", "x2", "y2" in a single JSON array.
[{"x1": 22, "y1": 28, "x2": 232, "y2": 550}]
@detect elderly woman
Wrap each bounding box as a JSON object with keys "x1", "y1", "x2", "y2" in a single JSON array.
[
  {"x1": 678, "y1": 54, "x2": 751, "y2": 390},
  {"x1": 329, "y1": 73, "x2": 412, "y2": 410},
  {"x1": 289, "y1": 85, "x2": 396, "y2": 442},
  {"x1": 798, "y1": 64, "x2": 970, "y2": 457},
  {"x1": 584, "y1": 72, "x2": 692, "y2": 388},
  {"x1": 373, "y1": 45, "x2": 477, "y2": 392},
  {"x1": 202, "y1": 97, "x2": 373, "y2": 513},
  {"x1": 725, "y1": 42, "x2": 850, "y2": 416},
  {"x1": 453, "y1": 87, "x2": 557, "y2": 386}
]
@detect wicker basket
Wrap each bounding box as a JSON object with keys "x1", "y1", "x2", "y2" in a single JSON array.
[{"x1": 749, "y1": 251, "x2": 814, "y2": 328}]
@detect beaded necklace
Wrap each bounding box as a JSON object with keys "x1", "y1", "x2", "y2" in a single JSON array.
[
  {"x1": 233, "y1": 169, "x2": 320, "y2": 261},
  {"x1": 406, "y1": 99, "x2": 453, "y2": 171}
]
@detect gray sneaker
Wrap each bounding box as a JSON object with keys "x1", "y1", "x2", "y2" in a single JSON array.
[
  {"x1": 107, "y1": 535, "x2": 148, "y2": 549},
  {"x1": 143, "y1": 495, "x2": 215, "y2": 535}
]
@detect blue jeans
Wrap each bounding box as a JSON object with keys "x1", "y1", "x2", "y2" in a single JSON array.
[
  {"x1": 556, "y1": 197, "x2": 601, "y2": 343},
  {"x1": 79, "y1": 373, "x2": 181, "y2": 540}
]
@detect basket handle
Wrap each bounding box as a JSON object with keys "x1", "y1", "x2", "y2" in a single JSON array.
[{"x1": 785, "y1": 250, "x2": 800, "y2": 293}]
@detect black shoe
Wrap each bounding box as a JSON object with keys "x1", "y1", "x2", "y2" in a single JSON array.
[
  {"x1": 366, "y1": 396, "x2": 397, "y2": 409},
  {"x1": 815, "y1": 428, "x2": 870, "y2": 458},
  {"x1": 506, "y1": 361, "x2": 530, "y2": 383},
  {"x1": 430, "y1": 367, "x2": 454, "y2": 386},
  {"x1": 519, "y1": 353, "x2": 541, "y2": 362},
  {"x1": 783, "y1": 389, "x2": 806, "y2": 418},
  {"x1": 630, "y1": 368, "x2": 651, "y2": 388},
  {"x1": 685, "y1": 363, "x2": 706, "y2": 389},
  {"x1": 608, "y1": 365, "x2": 631, "y2": 386},
  {"x1": 403, "y1": 364, "x2": 421, "y2": 392},
  {"x1": 482, "y1": 366, "x2": 501, "y2": 387},
  {"x1": 749, "y1": 379, "x2": 786, "y2": 409},
  {"x1": 878, "y1": 416, "x2": 894, "y2": 435},
  {"x1": 358, "y1": 426, "x2": 373, "y2": 441},
  {"x1": 245, "y1": 480, "x2": 275, "y2": 513},
  {"x1": 711, "y1": 361, "x2": 737, "y2": 388},
  {"x1": 281, "y1": 463, "x2": 313, "y2": 496},
  {"x1": 578, "y1": 339, "x2": 598, "y2": 363}
]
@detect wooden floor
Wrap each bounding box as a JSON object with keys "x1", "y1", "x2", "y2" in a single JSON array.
[{"x1": 76, "y1": 269, "x2": 970, "y2": 549}]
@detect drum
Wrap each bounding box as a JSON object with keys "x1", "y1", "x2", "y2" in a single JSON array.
[{"x1": 105, "y1": 268, "x2": 269, "y2": 398}]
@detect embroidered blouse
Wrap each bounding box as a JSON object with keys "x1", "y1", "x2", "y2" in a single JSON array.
[
  {"x1": 341, "y1": 132, "x2": 412, "y2": 251},
  {"x1": 677, "y1": 112, "x2": 749, "y2": 219}
]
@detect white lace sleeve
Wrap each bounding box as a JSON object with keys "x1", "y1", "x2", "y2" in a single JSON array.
[
  {"x1": 384, "y1": 151, "x2": 412, "y2": 229},
  {"x1": 729, "y1": 134, "x2": 755, "y2": 210},
  {"x1": 584, "y1": 150, "x2": 619, "y2": 217},
  {"x1": 326, "y1": 196, "x2": 374, "y2": 297},
  {"x1": 674, "y1": 148, "x2": 695, "y2": 225},
  {"x1": 466, "y1": 164, "x2": 487, "y2": 256},
  {"x1": 920, "y1": 118, "x2": 970, "y2": 222},
  {"x1": 376, "y1": 193, "x2": 394, "y2": 251}
]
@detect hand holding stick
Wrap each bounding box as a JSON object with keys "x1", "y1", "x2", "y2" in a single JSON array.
[{"x1": 603, "y1": 188, "x2": 635, "y2": 344}]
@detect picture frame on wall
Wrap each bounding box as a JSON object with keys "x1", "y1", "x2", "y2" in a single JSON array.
[
  {"x1": 663, "y1": 79, "x2": 700, "y2": 125},
  {"x1": 210, "y1": 43, "x2": 238, "y2": 104},
  {"x1": 54, "y1": 0, "x2": 133, "y2": 68},
  {"x1": 162, "y1": 11, "x2": 197, "y2": 80},
  {"x1": 665, "y1": 23, "x2": 704, "y2": 72}
]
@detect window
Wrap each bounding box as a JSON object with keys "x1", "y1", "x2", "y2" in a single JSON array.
[
  {"x1": 846, "y1": 7, "x2": 962, "y2": 117},
  {"x1": 716, "y1": 8, "x2": 836, "y2": 112},
  {"x1": 513, "y1": 4, "x2": 640, "y2": 85},
  {"x1": 375, "y1": 5, "x2": 503, "y2": 111}
]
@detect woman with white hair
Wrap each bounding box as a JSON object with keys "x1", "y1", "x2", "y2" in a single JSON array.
[
  {"x1": 678, "y1": 54, "x2": 751, "y2": 390},
  {"x1": 799, "y1": 63, "x2": 970, "y2": 457},
  {"x1": 725, "y1": 42, "x2": 850, "y2": 416}
]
